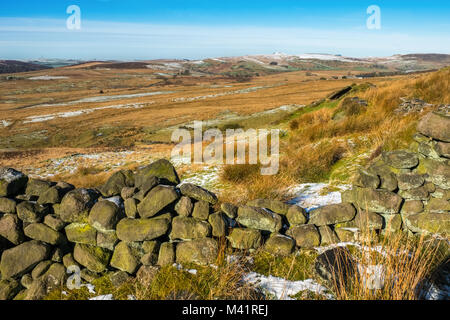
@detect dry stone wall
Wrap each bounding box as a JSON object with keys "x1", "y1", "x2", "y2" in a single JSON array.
[{"x1": 0, "y1": 111, "x2": 449, "y2": 300}]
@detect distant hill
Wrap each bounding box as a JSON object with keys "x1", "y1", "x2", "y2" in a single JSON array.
[{"x1": 0, "y1": 60, "x2": 51, "y2": 74}]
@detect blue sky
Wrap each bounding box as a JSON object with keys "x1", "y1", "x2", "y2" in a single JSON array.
[{"x1": 0, "y1": 0, "x2": 449, "y2": 60}]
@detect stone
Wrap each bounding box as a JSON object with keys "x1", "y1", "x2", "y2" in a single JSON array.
[
  {"x1": 99, "y1": 170, "x2": 134, "y2": 197},
  {"x1": 192, "y1": 200, "x2": 210, "y2": 220},
  {"x1": 236, "y1": 206, "x2": 282, "y2": 233},
  {"x1": 397, "y1": 173, "x2": 425, "y2": 190},
  {"x1": 136, "y1": 265, "x2": 159, "y2": 284},
  {"x1": 157, "y1": 242, "x2": 175, "y2": 267},
  {"x1": 31, "y1": 260, "x2": 52, "y2": 279},
  {"x1": 25, "y1": 179, "x2": 53, "y2": 197},
  {"x1": 0, "y1": 214, "x2": 25, "y2": 245},
  {"x1": 116, "y1": 218, "x2": 170, "y2": 242},
  {"x1": 37, "y1": 186, "x2": 64, "y2": 205},
  {"x1": 286, "y1": 205, "x2": 307, "y2": 226},
  {"x1": 354, "y1": 169, "x2": 380, "y2": 189},
  {"x1": 318, "y1": 226, "x2": 340, "y2": 245},
  {"x1": 368, "y1": 163, "x2": 398, "y2": 191},
  {"x1": 170, "y1": 216, "x2": 211, "y2": 240},
  {"x1": 137, "y1": 185, "x2": 179, "y2": 218},
  {"x1": 140, "y1": 241, "x2": 160, "y2": 266},
  {"x1": 227, "y1": 228, "x2": 262, "y2": 250},
  {"x1": 89, "y1": 200, "x2": 121, "y2": 232},
  {"x1": 42, "y1": 263, "x2": 66, "y2": 292},
  {"x1": 315, "y1": 247, "x2": 357, "y2": 289},
  {"x1": 418, "y1": 142, "x2": 442, "y2": 159},
  {"x1": 135, "y1": 159, "x2": 180, "y2": 186},
  {"x1": 436, "y1": 141, "x2": 450, "y2": 158},
  {"x1": 381, "y1": 214, "x2": 402, "y2": 232},
  {"x1": 176, "y1": 238, "x2": 218, "y2": 265},
  {"x1": 0, "y1": 168, "x2": 28, "y2": 197},
  {"x1": 337, "y1": 209, "x2": 384, "y2": 230},
  {"x1": 246, "y1": 199, "x2": 290, "y2": 215},
  {"x1": 16, "y1": 201, "x2": 48, "y2": 223},
  {"x1": 0, "y1": 197, "x2": 16, "y2": 213},
  {"x1": 208, "y1": 212, "x2": 227, "y2": 237},
  {"x1": 24, "y1": 223, "x2": 66, "y2": 245},
  {"x1": 133, "y1": 176, "x2": 160, "y2": 201},
  {"x1": 309, "y1": 203, "x2": 356, "y2": 226},
  {"x1": 0, "y1": 279, "x2": 21, "y2": 300},
  {"x1": 335, "y1": 228, "x2": 358, "y2": 242},
  {"x1": 62, "y1": 253, "x2": 79, "y2": 269},
  {"x1": 96, "y1": 230, "x2": 118, "y2": 251},
  {"x1": 382, "y1": 150, "x2": 419, "y2": 169},
  {"x1": 286, "y1": 225, "x2": 320, "y2": 248},
  {"x1": 174, "y1": 196, "x2": 193, "y2": 217},
  {"x1": 179, "y1": 183, "x2": 218, "y2": 204},
  {"x1": 110, "y1": 241, "x2": 141, "y2": 274},
  {"x1": 399, "y1": 186, "x2": 429, "y2": 201},
  {"x1": 121, "y1": 187, "x2": 137, "y2": 200},
  {"x1": 59, "y1": 188, "x2": 99, "y2": 223},
  {"x1": 404, "y1": 212, "x2": 450, "y2": 235},
  {"x1": 425, "y1": 198, "x2": 450, "y2": 213},
  {"x1": 43, "y1": 214, "x2": 66, "y2": 231},
  {"x1": 0, "y1": 240, "x2": 51, "y2": 279},
  {"x1": 124, "y1": 198, "x2": 138, "y2": 218},
  {"x1": 424, "y1": 182, "x2": 437, "y2": 193},
  {"x1": 65, "y1": 223, "x2": 97, "y2": 245},
  {"x1": 220, "y1": 203, "x2": 237, "y2": 219},
  {"x1": 73, "y1": 243, "x2": 111, "y2": 273},
  {"x1": 401, "y1": 200, "x2": 424, "y2": 216},
  {"x1": 21, "y1": 274, "x2": 33, "y2": 289},
  {"x1": 80, "y1": 269, "x2": 101, "y2": 282},
  {"x1": 421, "y1": 159, "x2": 450, "y2": 189},
  {"x1": 264, "y1": 234, "x2": 295, "y2": 256},
  {"x1": 109, "y1": 271, "x2": 132, "y2": 288},
  {"x1": 51, "y1": 247, "x2": 64, "y2": 263},
  {"x1": 354, "y1": 188, "x2": 403, "y2": 214},
  {"x1": 417, "y1": 111, "x2": 450, "y2": 142}
]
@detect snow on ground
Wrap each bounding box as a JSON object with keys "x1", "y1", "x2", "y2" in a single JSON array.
[
  {"x1": 287, "y1": 183, "x2": 350, "y2": 212},
  {"x1": 180, "y1": 165, "x2": 222, "y2": 192},
  {"x1": 1, "y1": 120, "x2": 12, "y2": 127},
  {"x1": 28, "y1": 75, "x2": 69, "y2": 80},
  {"x1": 89, "y1": 294, "x2": 113, "y2": 300},
  {"x1": 243, "y1": 272, "x2": 333, "y2": 300}
]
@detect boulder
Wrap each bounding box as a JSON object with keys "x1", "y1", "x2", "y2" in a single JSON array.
[
  {"x1": 73, "y1": 243, "x2": 111, "y2": 273},
  {"x1": 0, "y1": 240, "x2": 51, "y2": 279},
  {"x1": 31, "y1": 260, "x2": 52, "y2": 279},
  {"x1": 335, "y1": 228, "x2": 358, "y2": 242},
  {"x1": 382, "y1": 150, "x2": 419, "y2": 169},
  {"x1": 135, "y1": 159, "x2": 179, "y2": 186},
  {"x1": 62, "y1": 253, "x2": 79, "y2": 269},
  {"x1": 88, "y1": 200, "x2": 121, "y2": 232},
  {"x1": 25, "y1": 179, "x2": 53, "y2": 197},
  {"x1": 397, "y1": 173, "x2": 425, "y2": 190},
  {"x1": 116, "y1": 218, "x2": 170, "y2": 242},
  {"x1": 286, "y1": 225, "x2": 320, "y2": 248},
  {"x1": 43, "y1": 215, "x2": 66, "y2": 232},
  {"x1": 220, "y1": 203, "x2": 237, "y2": 219},
  {"x1": 37, "y1": 186, "x2": 64, "y2": 205},
  {"x1": 404, "y1": 212, "x2": 450, "y2": 235},
  {"x1": 99, "y1": 170, "x2": 134, "y2": 197},
  {"x1": 424, "y1": 198, "x2": 450, "y2": 214},
  {"x1": 0, "y1": 279, "x2": 21, "y2": 300},
  {"x1": 417, "y1": 111, "x2": 450, "y2": 142},
  {"x1": 0, "y1": 197, "x2": 16, "y2": 213},
  {"x1": 399, "y1": 186, "x2": 429, "y2": 201},
  {"x1": 179, "y1": 183, "x2": 218, "y2": 204},
  {"x1": 109, "y1": 270, "x2": 133, "y2": 288},
  {"x1": 236, "y1": 206, "x2": 282, "y2": 233},
  {"x1": 421, "y1": 159, "x2": 450, "y2": 189},
  {"x1": 309, "y1": 203, "x2": 356, "y2": 226},
  {"x1": 137, "y1": 185, "x2": 179, "y2": 218},
  {"x1": 354, "y1": 169, "x2": 380, "y2": 189},
  {"x1": 174, "y1": 196, "x2": 193, "y2": 217},
  {"x1": 133, "y1": 176, "x2": 160, "y2": 201},
  {"x1": 24, "y1": 223, "x2": 66, "y2": 245},
  {"x1": 227, "y1": 228, "x2": 262, "y2": 250},
  {"x1": 124, "y1": 198, "x2": 138, "y2": 219},
  {"x1": 65, "y1": 223, "x2": 97, "y2": 246},
  {"x1": 16, "y1": 201, "x2": 48, "y2": 223},
  {"x1": 337, "y1": 209, "x2": 384, "y2": 230},
  {"x1": 264, "y1": 234, "x2": 295, "y2": 256},
  {"x1": 246, "y1": 199, "x2": 290, "y2": 215},
  {"x1": 96, "y1": 230, "x2": 119, "y2": 251},
  {"x1": 286, "y1": 205, "x2": 307, "y2": 226},
  {"x1": 381, "y1": 214, "x2": 402, "y2": 233},
  {"x1": 140, "y1": 241, "x2": 160, "y2": 266},
  {"x1": 170, "y1": 216, "x2": 211, "y2": 240},
  {"x1": 192, "y1": 200, "x2": 210, "y2": 220},
  {"x1": 0, "y1": 168, "x2": 28, "y2": 197},
  {"x1": 435, "y1": 141, "x2": 450, "y2": 158},
  {"x1": 400, "y1": 200, "x2": 424, "y2": 216},
  {"x1": 121, "y1": 187, "x2": 137, "y2": 200},
  {"x1": 318, "y1": 226, "x2": 340, "y2": 245},
  {"x1": 157, "y1": 242, "x2": 175, "y2": 267},
  {"x1": 367, "y1": 163, "x2": 398, "y2": 191},
  {"x1": 354, "y1": 188, "x2": 403, "y2": 214},
  {"x1": 110, "y1": 242, "x2": 141, "y2": 274},
  {"x1": 208, "y1": 212, "x2": 227, "y2": 237},
  {"x1": 176, "y1": 238, "x2": 218, "y2": 265},
  {"x1": 59, "y1": 189, "x2": 99, "y2": 223},
  {"x1": 0, "y1": 214, "x2": 25, "y2": 245}
]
